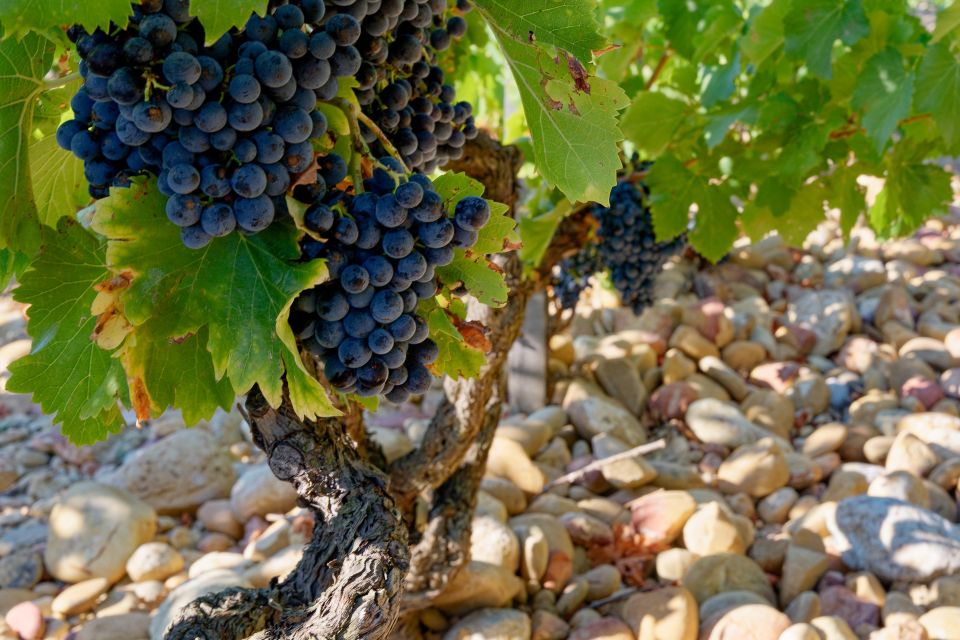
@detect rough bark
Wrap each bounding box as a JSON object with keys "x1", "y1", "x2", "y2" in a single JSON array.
[
  {"x1": 388, "y1": 133, "x2": 525, "y2": 505},
  {"x1": 166, "y1": 388, "x2": 409, "y2": 640},
  {"x1": 393, "y1": 133, "x2": 528, "y2": 610}
]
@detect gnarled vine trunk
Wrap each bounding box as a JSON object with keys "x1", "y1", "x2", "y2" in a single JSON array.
[{"x1": 165, "y1": 132, "x2": 564, "y2": 639}]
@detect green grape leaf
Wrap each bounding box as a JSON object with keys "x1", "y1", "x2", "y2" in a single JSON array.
[
  {"x1": 0, "y1": 0, "x2": 130, "y2": 40},
  {"x1": 932, "y1": 1, "x2": 960, "y2": 43},
  {"x1": 123, "y1": 323, "x2": 235, "y2": 425},
  {"x1": 914, "y1": 43, "x2": 960, "y2": 153},
  {"x1": 491, "y1": 30, "x2": 628, "y2": 205},
  {"x1": 30, "y1": 79, "x2": 88, "y2": 226},
  {"x1": 776, "y1": 180, "x2": 827, "y2": 247},
  {"x1": 619, "y1": 92, "x2": 689, "y2": 157},
  {"x1": 644, "y1": 156, "x2": 698, "y2": 241},
  {"x1": 869, "y1": 161, "x2": 953, "y2": 237},
  {"x1": 740, "y1": 203, "x2": 778, "y2": 243},
  {"x1": 471, "y1": 0, "x2": 606, "y2": 62},
  {"x1": 6, "y1": 219, "x2": 127, "y2": 444},
  {"x1": 704, "y1": 104, "x2": 758, "y2": 149},
  {"x1": 0, "y1": 248, "x2": 30, "y2": 291},
  {"x1": 827, "y1": 166, "x2": 866, "y2": 238},
  {"x1": 424, "y1": 304, "x2": 485, "y2": 380},
  {"x1": 191, "y1": 0, "x2": 268, "y2": 44},
  {"x1": 91, "y1": 179, "x2": 337, "y2": 420},
  {"x1": 853, "y1": 49, "x2": 913, "y2": 153},
  {"x1": 741, "y1": 0, "x2": 788, "y2": 66},
  {"x1": 659, "y1": 0, "x2": 740, "y2": 62},
  {"x1": 438, "y1": 254, "x2": 509, "y2": 308},
  {"x1": 519, "y1": 199, "x2": 572, "y2": 271},
  {"x1": 784, "y1": 0, "x2": 869, "y2": 78},
  {"x1": 0, "y1": 33, "x2": 55, "y2": 255},
  {"x1": 688, "y1": 184, "x2": 738, "y2": 263}
]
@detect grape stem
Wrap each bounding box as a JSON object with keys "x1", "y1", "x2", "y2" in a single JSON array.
[
  {"x1": 43, "y1": 71, "x2": 81, "y2": 91},
  {"x1": 355, "y1": 110, "x2": 411, "y2": 174},
  {"x1": 332, "y1": 98, "x2": 368, "y2": 191}
]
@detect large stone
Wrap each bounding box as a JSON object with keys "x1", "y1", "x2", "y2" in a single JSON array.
[
  {"x1": 150, "y1": 570, "x2": 253, "y2": 640},
  {"x1": 45, "y1": 482, "x2": 157, "y2": 583},
  {"x1": 829, "y1": 496, "x2": 960, "y2": 582},
  {"x1": 717, "y1": 438, "x2": 790, "y2": 498},
  {"x1": 686, "y1": 399, "x2": 790, "y2": 449},
  {"x1": 670, "y1": 325, "x2": 720, "y2": 360},
  {"x1": 566, "y1": 387, "x2": 646, "y2": 446},
  {"x1": 75, "y1": 612, "x2": 151, "y2": 640},
  {"x1": 443, "y1": 608, "x2": 531, "y2": 640},
  {"x1": 619, "y1": 586, "x2": 698, "y2": 640},
  {"x1": 699, "y1": 356, "x2": 748, "y2": 401},
  {"x1": 470, "y1": 516, "x2": 520, "y2": 572},
  {"x1": 900, "y1": 338, "x2": 959, "y2": 370},
  {"x1": 433, "y1": 562, "x2": 524, "y2": 615},
  {"x1": 701, "y1": 604, "x2": 792, "y2": 640},
  {"x1": 787, "y1": 290, "x2": 856, "y2": 356},
  {"x1": 682, "y1": 553, "x2": 775, "y2": 604},
  {"x1": 510, "y1": 514, "x2": 574, "y2": 590},
  {"x1": 486, "y1": 437, "x2": 546, "y2": 494},
  {"x1": 885, "y1": 431, "x2": 940, "y2": 476},
  {"x1": 629, "y1": 490, "x2": 696, "y2": 544},
  {"x1": 51, "y1": 577, "x2": 109, "y2": 615},
  {"x1": 918, "y1": 607, "x2": 960, "y2": 640},
  {"x1": 125, "y1": 542, "x2": 184, "y2": 583},
  {"x1": 595, "y1": 358, "x2": 648, "y2": 415},
  {"x1": 230, "y1": 464, "x2": 298, "y2": 522},
  {"x1": 780, "y1": 545, "x2": 829, "y2": 606},
  {"x1": 742, "y1": 389, "x2": 795, "y2": 440},
  {"x1": 682, "y1": 502, "x2": 747, "y2": 556},
  {"x1": 106, "y1": 428, "x2": 236, "y2": 515}
]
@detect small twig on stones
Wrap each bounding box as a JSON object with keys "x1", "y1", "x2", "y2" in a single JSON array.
[{"x1": 539, "y1": 438, "x2": 667, "y2": 493}]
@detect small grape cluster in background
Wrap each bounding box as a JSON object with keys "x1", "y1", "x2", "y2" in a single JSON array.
[
  {"x1": 554, "y1": 177, "x2": 686, "y2": 314},
  {"x1": 289, "y1": 165, "x2": 491, "y2": 402}
]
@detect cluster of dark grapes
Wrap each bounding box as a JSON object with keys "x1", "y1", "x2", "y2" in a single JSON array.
[
  {"x1": 327, "y1": 0, "x2": 478, "y2": 172},
  {"x1": 289, "y1": 164, "x2": 490, "y2": 401},
  {"x1": 57, "y1": 0, "x2": 364, "y2": 248},
  {"x1": 553, "y1": 178, "x2": 685, "y2": 314}
]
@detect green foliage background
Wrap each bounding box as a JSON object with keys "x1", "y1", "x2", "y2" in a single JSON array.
[{"x1": 0, "y1": 0, "x2": 956, "y2": 442}]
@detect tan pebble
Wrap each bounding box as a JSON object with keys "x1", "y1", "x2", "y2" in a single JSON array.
[
  {"x1": 779, "y1": 623, "x2": 825, "y2": 640},
  {"x1": 810, "y1": 615, "x2": 858, "y2": 640},
  {"x1": 51, "y1": 577, "x2": 110, "y2": 616},
  {"x1": 918, "y1": 606, "x2": 960, "y2": 640}
]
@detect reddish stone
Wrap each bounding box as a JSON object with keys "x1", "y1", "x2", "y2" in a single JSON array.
[
  {"x1": 683, "y1": 297, "x2": 727, "y2": 343},
  {"x1": 749, "y1": 362, "x2": 801, "y2": 393},
  {"x1": 5, "y1": 601, "x2": 44, "y2": 640},
  {"x1": 648, "y1": 382, "x2": 698, "y2": 421},
  {"x1": 901, "y1": 375, "x2": 946, "y2": 409},
  {"x1": 778, "y1": 323, "x2": 818, "y2": 354}
]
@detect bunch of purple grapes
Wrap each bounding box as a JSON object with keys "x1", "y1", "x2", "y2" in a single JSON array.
[
  {"x1": 289, "y1": 162, "x2": 491, "y2": 401},
  {"x1": 554, "y1": 178, "x2": 685, "y2": 314},
  {"x1": 57, "y1": 0, "x2": 360, "y2": 248}
]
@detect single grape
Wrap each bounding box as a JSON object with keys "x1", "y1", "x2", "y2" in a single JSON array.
[
  {"x1": 194, "y1": 102, "x2": 227, "y2": 133},
  {"x1": 163, "y1": 51, "x2": 202, "y2": 85},
  {"x1": 200, "y1": 203, "x2": 237, "y2": 237},
  {"x1": 454, "y1": 196, "x2": 491, "y2": 231},
  {"x1": 418, "y1": 219, "x2": 455, "y2": 248},
  {"x1": 315, "y1": 319, "x2": 346, "y2": 349},
  {"x1": 383, "y1": 229, "x2": 414, "y2": 259},
  {"x1": 254, "y1": 51, "x2": 293, "y2": 88},
  {"x1": 234, "y1": 194, "x2": 275, "y2": 232},
  {"x1": 166, "y1": 193, "x2": 202, "y2": 227},
  {"x1": 375, "y1": 194, "x2": 407, "y2": 228},
  {"x1": 317, "y1": 291, "x2": 349, "y2": 321},
  {"x1": 231, "y1": 164, "x2": 267, "y2": 198},
  {"x1": 344, "y1": 309, "x2": 376, "y2": 338},
  {"x1": 340, "y1": 264, "x2": 369, "y2": 294},
  {"x1": 338, "y1": 337, "x2": 372, "y2": 368},
  {"x1": 367, "y1": 329, "x2": 394, "y2": 355},
  {"x1": 370, "y1": 290, "x2": 403, "y2": 324},
  {"x1": 181, "y1": 224, "x2": 213, "y2": 249},
  {"x1": 167, "y1": 163, "x2": 200, "y2": 194},
  {"x1": 363, "y1": 256, "x2": 393, "y2": 287}
]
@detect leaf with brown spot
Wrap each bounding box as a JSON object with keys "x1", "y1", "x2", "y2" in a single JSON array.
[
  {"x1": 566, "y1": 54, "x2": 591, "y2": 94},
  {"x1": 129, "y1": 375, "x2": 151, "y2": 424},
  {"x1": 455, "y1": 320, "x2": 492, "y2": 352}
]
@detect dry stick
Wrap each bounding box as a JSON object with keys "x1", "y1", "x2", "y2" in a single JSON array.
[{"x1": 539, "y1": 438, "x2": 667, "y2": 493}]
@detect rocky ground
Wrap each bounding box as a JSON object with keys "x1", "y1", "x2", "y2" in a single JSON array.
[{"x1": 1, "y1": 213, "x2": 960, "y2": 640}]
